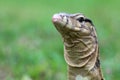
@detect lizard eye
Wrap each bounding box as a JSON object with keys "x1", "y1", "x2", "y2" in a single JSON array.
[{"x1": 77, "y1": 17, "x2": 84, "y2": 22}]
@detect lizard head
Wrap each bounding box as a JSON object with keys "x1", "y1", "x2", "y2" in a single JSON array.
[{"x1": 52, "y1": 13, "x2": 93, "y2": 38}]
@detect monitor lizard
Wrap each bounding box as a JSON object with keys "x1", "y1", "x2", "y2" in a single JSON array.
[{"x1": 52, "y1": 13, "x2": 104, "y2": 80}]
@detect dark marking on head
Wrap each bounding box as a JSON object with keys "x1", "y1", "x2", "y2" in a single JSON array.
[
  {"x1": 84, "y1": 18, "x2": 94, "y2": 25},
  {"x1": 64, "y1": 18, "x2": 69, "y2": 27},
  {"x1": 60, "y1": 15, "x2": 64, "y2": 19}
]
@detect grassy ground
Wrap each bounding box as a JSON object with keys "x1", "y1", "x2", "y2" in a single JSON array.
[{"x1": 0, "y1": 0, "x2": 120, "y2": 80}]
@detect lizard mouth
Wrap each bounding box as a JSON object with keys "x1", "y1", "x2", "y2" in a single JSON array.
[
  {"x1": 52, "y1": 13, "x2": 86, "y2": 32},
  {"x1": 52, "y1": 14, "x2": 62, "y2": 23},
  {"x1": 52, "y1": 13, "x2": 69, "y2": 27}
]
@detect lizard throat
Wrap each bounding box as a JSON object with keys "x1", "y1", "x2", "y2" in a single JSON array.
[{"x1": 64, "y1": 36, "x2": 97, "y2": 68}]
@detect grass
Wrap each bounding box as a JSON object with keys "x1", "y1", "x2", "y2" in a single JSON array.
[{"x1": 0, "y1": 0, "x2": 120, "y2": 80}]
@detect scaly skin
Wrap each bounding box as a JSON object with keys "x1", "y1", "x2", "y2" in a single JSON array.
[{"x1": 52, "y1": 13, "x2": 104, "y2": 80}]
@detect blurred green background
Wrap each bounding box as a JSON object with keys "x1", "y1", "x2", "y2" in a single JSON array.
[{"x1": 0, "y1": 0, "x2": 120, "y2": 80}]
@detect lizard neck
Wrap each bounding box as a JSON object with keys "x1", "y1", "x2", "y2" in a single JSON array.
[
  {"x1": 63, "y1": 35, "x2": 97, "y2": 68},
  {"x1": 68, "y1": 65, "x2": 103, "y2": 80},
  {"x1": 63, "y1": 36, "x2": 104, "y2": 80}
]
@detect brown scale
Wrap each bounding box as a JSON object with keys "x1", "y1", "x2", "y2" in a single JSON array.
[{"x1": 52, "y1": 13, "x2": 104, "y2": 80}]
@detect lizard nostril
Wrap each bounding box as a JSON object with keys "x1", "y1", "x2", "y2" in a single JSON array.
[{"x1": 52, "y1": 14, "x2": 62, "y2": 23}]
